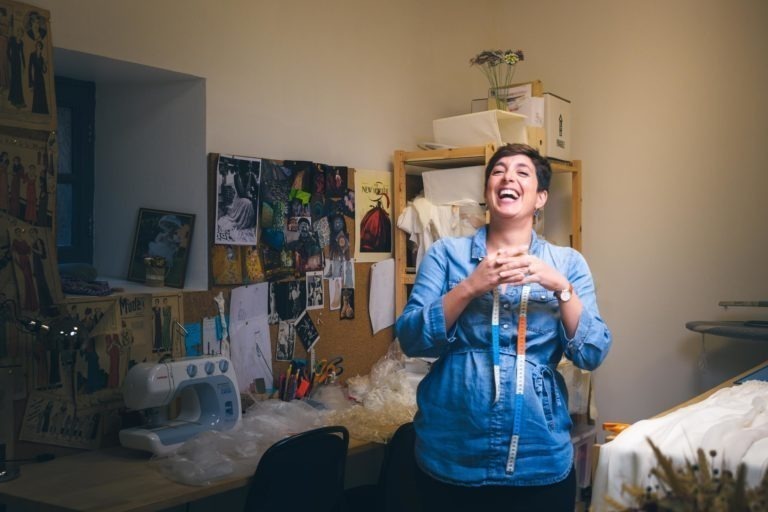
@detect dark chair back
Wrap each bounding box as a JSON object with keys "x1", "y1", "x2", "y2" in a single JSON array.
[
  {"x1": 244, "y1": 425, "x2": 349, "y2": 512},
  {"x1": 378, "y1": 422, "x2": 421, "y2": 512},
  {"x1": 344, "y1": 421, "x2": 422, "y2": 512}
]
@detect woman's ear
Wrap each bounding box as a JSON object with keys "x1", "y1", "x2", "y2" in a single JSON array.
[{"x1": 535, "y1": 190, "x2": 548, "y2": 210}]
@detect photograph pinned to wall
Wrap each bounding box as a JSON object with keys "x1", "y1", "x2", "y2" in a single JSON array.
[
  {"x1": 321, "y1": 164, "x2": 347, "y2": 199},
  {"x1": 210, "y1": 245, "x2": 243, "y2": 286},
  {"x1": 126, "y1": 208, "x2": 195, "y2": 288},
  {"x1": 295, "y1": 309, "x2": 320, "y2": 352},
  {"x1": 328, "y1": 277, "x2": 342, "y2": 311},
  {"x1": 338, "y1": 189, "x2": 355, "y2": 218},
  {"x1": 325, "y1": 213, "x2": 351, "y2": 279},
  {"x1": 244, "y1": 246, "x2": 264, "y2": 283},
  {"x1": 310, "y1": 162, "x2": 327, "y2": 222},
  {"x1": 313, "y1": 216, "x2": 330, "y2": 249},
  {"x1": 306, "y1": 271, "x2": 323, "y2": 310},
  {"x1": 0, "y1": 2, "x2": 57, "y2": 131},
  {"x1": 259, "y1": 244, "x2": 293, "y2": 282},
  {"x1": 259, "y1": 159, "x2": 292, "y2": 253},
  {"x1": 9, "y1": 223, "x2": 63, "y2": 315},
  {"x1": 0, "y1": 127, "x2": 57, "y2": 227},
  {"x1": 284, "y1": 159, "x2": 312, "y2": 227},
  {"x1": 276, "y1": 320, "x2": 295, "y2": 361},
  {"x1": 214, "y1": 154, "x2": 261, "y2": 245},
  {"x1": 342, "y1": 259, "x2": 355, "y2": 289},
  {"x1": 340, "y1": 288, "x2": 355, "y2": 320},
  {"x1": 267, "y1": 281, "x2": 279, "y2": 324},
  {"x1": 260, "y1": 159, "x2": 293, "y2": 214},
  {"x1": 274, "y1": 279, "x2": 306, "y2": 321},
  {"x1": 291, "y1": 217, "x2": 323, "y2": 276},
  {"x1": 355, "y1": 169, "x2": 392, "y2": 262}
]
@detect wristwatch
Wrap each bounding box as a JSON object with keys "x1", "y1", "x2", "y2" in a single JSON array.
[{"x1": 555, "y1": 283, "x2": 574, "y2": 302}]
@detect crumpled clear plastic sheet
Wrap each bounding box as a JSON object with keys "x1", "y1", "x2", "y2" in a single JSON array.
[
  {"x1": 329, "y1": 341, "x2": 418, "y2": 443},
  {"x1": 151, "y1": 398, "x2": 328, "y2": 486},
  {"x1": 150, "y1": 342, "x2": 421, "y2": 485}
]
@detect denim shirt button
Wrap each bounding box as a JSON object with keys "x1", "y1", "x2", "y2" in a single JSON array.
[
  {"x1": 503, "y1": 303, "x2": 510, "y2": 309},
  {"x1": 502, "y1": 324, "x2": 509, "y2": 329}
]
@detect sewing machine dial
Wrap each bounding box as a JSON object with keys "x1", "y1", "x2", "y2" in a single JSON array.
[
  {"x1": 219, "y1": 359, "x2": 229, "y2": 373},
  {"x1": 186, "y1": 364, "x2": 198, "y2": 378},
  {"x1": 205, "y1": 361, "x2": 215, "y2": 375}
]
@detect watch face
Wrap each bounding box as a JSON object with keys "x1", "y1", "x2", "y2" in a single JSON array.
[{"x1": 560, "y1": 289, "x2": 571, "y2": 301}]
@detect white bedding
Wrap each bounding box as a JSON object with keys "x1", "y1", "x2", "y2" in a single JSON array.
[{"x1": 591, "y1": 380, "x2": 768, "y2": 511}]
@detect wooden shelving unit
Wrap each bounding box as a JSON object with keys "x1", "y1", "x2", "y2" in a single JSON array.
[{"x1": 393, "y1": 144, "x2": 582, "y2": 314}]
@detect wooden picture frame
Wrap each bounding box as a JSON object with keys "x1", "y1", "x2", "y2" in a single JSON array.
[{"x1": 126, "y1": 208, "x2": 195, "y2": 288}]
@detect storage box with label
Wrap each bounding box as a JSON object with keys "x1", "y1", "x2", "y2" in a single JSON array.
[
  {"x1": 542, "y1": 93, "x2": 571, "y2": 161},
  {"x1": 432, "y1": 110, "x2": 527, "y2": 147}
]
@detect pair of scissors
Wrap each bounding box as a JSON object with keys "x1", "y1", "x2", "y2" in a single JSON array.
[{"x1": 314, "y1": 356, "x2": 344, "y2": 385}]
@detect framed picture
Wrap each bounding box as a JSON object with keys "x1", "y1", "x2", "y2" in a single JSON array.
[{"x1": 127, "y1": 208, "x2": 195, "y2": 288}]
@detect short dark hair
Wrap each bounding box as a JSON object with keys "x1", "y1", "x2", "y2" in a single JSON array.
[{"x1": 484, "y1": 143, "x2": 551, "y2": 192}]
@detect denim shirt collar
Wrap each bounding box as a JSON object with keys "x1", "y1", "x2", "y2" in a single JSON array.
[{"x1": 471, "y1": 225, "x2": 541, "y2": 261}]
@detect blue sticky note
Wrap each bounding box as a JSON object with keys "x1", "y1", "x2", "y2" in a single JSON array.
[{"x1": 184, "y1": 322, "x2": 202, "y2": 356}]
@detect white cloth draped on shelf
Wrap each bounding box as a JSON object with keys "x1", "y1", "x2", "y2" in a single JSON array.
[
  {"x1": 591, "y1": 380, "x2": 768, "y2": 511},
  {"x1": 397, "y1": 196, "x2": 485, "y2": 270}
]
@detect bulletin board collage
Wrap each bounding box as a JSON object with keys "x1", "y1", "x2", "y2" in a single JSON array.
[{"x1": 203, "y1": 153, "x2": 396, "y2": 395}]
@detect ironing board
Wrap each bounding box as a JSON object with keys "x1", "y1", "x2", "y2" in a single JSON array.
[{"x1": 685, "y1": 320, "x2": 768, "y2": 341}]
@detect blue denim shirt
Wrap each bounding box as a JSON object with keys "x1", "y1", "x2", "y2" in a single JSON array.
[{"x1": 395, "y1": 227, "x2": 612, "y2": 486}]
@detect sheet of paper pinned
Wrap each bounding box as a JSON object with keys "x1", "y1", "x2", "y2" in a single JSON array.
[
  {"x1": 229, "y1": 283, "x2": 272, "y2": 392},
  {"x1": 369, "y1": 258, "x2": 395, "y2": 335}
]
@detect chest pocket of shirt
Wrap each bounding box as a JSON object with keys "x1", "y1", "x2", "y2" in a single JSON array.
[{"x1": 519, "y1": 284, "x2": 559, "y2": 335}]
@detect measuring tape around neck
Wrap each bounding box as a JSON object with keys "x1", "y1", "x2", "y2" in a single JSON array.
[{"x1": 492, "y1": 284, "x2": 531, "y2": 474}]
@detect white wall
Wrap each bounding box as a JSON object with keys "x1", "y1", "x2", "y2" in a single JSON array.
[
  {"x1": 34, "y1": 0, "x2": 768, "y2": 427},
  {"x1": 497, "y1": 0, "x2": 768, "y2": 424}
]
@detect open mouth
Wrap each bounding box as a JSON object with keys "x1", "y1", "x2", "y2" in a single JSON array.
[{"x1": 498, "y1": 188, "x2": 520, "y2": 200}]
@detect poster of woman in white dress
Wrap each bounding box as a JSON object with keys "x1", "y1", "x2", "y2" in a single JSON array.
[{"x1": 215, "y1": 154, "x2": 261, "y2": 245}]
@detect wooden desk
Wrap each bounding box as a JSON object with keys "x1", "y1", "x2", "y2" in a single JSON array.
[{"x1": 0, "y1": 439, "x2": 379, "y2": 512}]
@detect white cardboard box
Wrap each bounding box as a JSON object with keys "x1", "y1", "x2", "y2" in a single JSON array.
[
  {"x1": 543, "y1": 93, "x2": 571, "y2": 161},
  {"x1": 432, "y1": 110, "x2": 527, "y2": 147}
]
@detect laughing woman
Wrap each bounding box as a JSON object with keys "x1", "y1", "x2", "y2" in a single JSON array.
[{"x1": 395, "y1": 143, "x2": 612, "y2": 512}]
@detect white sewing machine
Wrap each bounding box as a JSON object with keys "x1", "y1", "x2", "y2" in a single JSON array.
[{"x1": 119, "y1": 355, "x2": 241, "y2": 455}]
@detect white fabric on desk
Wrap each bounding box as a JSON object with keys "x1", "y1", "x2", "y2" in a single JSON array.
[{"x1": 592, "y1": 380, "x2": 768, "y2": 511}]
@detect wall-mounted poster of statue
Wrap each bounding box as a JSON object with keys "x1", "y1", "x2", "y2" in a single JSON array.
[
  {"x1": 0, "y1": 1, "x2": 56, "y2": 131},
  {"x1": 0, "y1": 126, "x2": 56, "y2": 228}
]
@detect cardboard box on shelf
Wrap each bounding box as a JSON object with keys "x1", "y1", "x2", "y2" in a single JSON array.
[
  {"x1": 542, "y1": 92, "x2": 571, "y2": 161},
  {"x1": 432, "y1": 110, "x2": 527, "y2": 147},
  {"x1": 513, "y1": 92, "x2": 572, "y2": 161}
]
